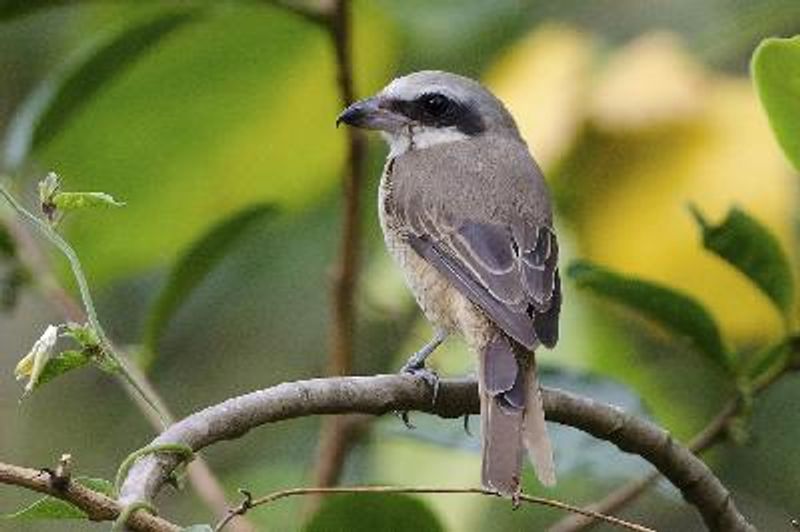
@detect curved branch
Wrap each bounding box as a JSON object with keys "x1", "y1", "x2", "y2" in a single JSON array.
[
  {"x1": 118, "y1": 375, "x2": 755, "y2": 531},
  {"x1": 549, "y1": 398, "x2": 739, "y2": 532},
  {"x1": 549, "y1": 349, "x2": 798, "y2": 532},
  {"x1": 0, "y1": 461, "x2": 179, "y2": 532}
]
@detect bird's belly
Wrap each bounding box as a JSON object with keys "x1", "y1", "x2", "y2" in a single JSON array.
[
  {"x1": 385, "y1": 230, "x2": 461, "y2": 331},
  {"x1": 379, "y1": 186, "x2": 494, "y2": 349}
]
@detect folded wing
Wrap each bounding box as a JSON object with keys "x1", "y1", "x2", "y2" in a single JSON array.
[{"x1": 406, "y1": 216, "x2": 560, "y2": 350}]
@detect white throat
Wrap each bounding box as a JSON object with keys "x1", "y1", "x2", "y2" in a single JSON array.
[{"x1": 382, "y1": 125, "x2": 469, "y2": 157}]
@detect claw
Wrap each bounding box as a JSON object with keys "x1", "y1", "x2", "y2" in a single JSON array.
[
  {"x1": 394, "y1": 409, "x2": 415, "y2": 429},
  {"x1": 402, "y1": 365, "x2": 440, "y2": 406},
  {"x1": 463, "y1": 414, "x2": 472, "y2": 436},
  {"x1": 511, "y1": 491, "x2": 521, "y2": 510},
  {"x1": 395, "y1": 365, "x2": 439, "y2": 429}
]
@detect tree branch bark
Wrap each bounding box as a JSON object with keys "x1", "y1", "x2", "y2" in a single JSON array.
[
  {"x1": 117, "y1": 375, "x2": 756, "y2": 531},
  {"x1": 548, "y1": 399, "x2": 739, "y2": 532},
  {"x1": 0, "y1": 461, "x2": 180, "y2": 532},
  {"x1": 548, "y1": 350, "x2": 797, "y2": 532}
]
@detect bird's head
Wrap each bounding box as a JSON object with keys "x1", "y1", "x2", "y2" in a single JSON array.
[{"x1": 337, "y1": 70, "x2": 520, "y2": 156}]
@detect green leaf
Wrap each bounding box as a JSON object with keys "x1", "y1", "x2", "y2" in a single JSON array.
[
  {"x1": 3, "y1": 497, "x2": 85, "y2": 520},
  {"x1": 0, "y1": 1, "x2": 71, "y2": 22},
  {"x1": 3, "y1": 9, "x2": 200, "y2": 169},
  {"x1": 34, "y1": 349, "x2": 91, "y2": 389},
  {"x1": 752, "y1": 35, "x2": 800, "y2": 172},
  {"x1": 747, "y1": 335, "x2": 800, "y2": 383},
  {"x1": 567, "y1": 260, "x2": 731, "y2": 371},
  {"x1": 305, "y1": 493, "x2": 444, "y2": 532},
  {"x1": 75, "y1": 477, "x2": 114, "y2": 496},
  {"x1": 3, "y1": 477, "x2": 113, "y2": 520},
  {"x1": 52, "y1": 191, "x2": 125, "y2": 211},
  {"x1": 746, "y1": 341, "x2": 789, "y2": 383},
  {"x1": 63, "y1": 322, "x2": 100, "y2": 348},
  {"x1": 690, "y1": 205, "x2": 795, "y2": 325},
  {"x1": 143, "y1": 204, "x2": 276, "y2": 354}
]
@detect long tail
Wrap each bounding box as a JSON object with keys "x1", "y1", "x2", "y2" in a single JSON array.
[
  {"x1": 479, "y1": 334, "x2": 556, "y2": 495},
  {"x1": 522, "y1": 353, "x2": 556, "y2": 487}
]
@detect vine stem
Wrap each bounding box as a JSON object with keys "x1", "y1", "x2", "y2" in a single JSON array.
[
  {"x1": 214, "y1": 486, "x2": 656, "y2": 532},
  {"x1": 0, "y1": 182, "x2": 168, "y2": 425}
]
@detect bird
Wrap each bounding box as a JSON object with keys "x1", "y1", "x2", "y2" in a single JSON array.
[{"x1": 337, "y1": 71, "x2": 561, "y2": 496}]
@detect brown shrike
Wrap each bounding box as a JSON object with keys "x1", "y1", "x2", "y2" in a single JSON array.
[{"x1": 337, "y1": 71, "x2": 561, "y2": 495}]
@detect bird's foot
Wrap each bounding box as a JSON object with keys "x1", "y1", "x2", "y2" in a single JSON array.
[
  {"x1": 395, "y1": 361, "x2": 440, "y2": 429},
  {"x1": 401, "y1": 360, "x2": 440, "y2": 405},
  {"x1": 394, "y1": 409, "x2": 415, "y2": 430},
  {"x1": 394, "y1": 330, "x2": 447, "y2": 429}
]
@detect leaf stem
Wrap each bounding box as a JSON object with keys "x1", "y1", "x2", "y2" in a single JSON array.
[{"x1": 0, "y1": 181, "x2": 168, "y2": 425}]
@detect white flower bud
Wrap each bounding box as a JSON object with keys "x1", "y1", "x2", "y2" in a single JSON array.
[{"x1": 14, "y1": 324, "x2": 59, "y2": 393}]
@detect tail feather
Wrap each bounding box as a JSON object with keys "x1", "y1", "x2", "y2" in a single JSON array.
[
  {"x1": 522, "y1": 357, "x2": 556, "y2": 487},
  {"x1": 481, "y1": 394, "x2": 524, "y2": 495},
  {"x1": 479, "y1": 335, "x2": 556, "y2": 495},
  {"x1": 479, "y1": 342, "x2": 523, "y2": 495}
]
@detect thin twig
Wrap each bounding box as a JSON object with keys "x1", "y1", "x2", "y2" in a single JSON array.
[
  {"x1": 325, "y1": 0, "x2": 362, "y2": 388},
  {"x1": 0, "y1": 460, "x2": 180, "y2": 532},
  {"x1": 312, "y1": 0, "x2": 369, "y2": 505},
  {"x1": 117, "y1": 375, "x2": 756, "y2": 531},
  {"x1": 214, "y1": 486, "x2": 656, "y2": 532},
  {"x1": 0, "y1": 179, "x2": 256, "y2": 532}
]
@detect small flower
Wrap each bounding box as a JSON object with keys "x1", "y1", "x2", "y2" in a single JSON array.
[
  {"x1": 15, "y1": 324, "x2": 60, "y2": 394},
  {"x1": 38, "y1": 172, "x2": 61, "y2": 222}
]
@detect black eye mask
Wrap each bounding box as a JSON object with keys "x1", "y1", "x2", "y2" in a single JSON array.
[{"x1": 387, "y1": 92, "x2": 486, "y2": 136}]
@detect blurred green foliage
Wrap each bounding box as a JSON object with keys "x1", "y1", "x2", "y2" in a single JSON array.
[
  {"x1": 305, "y1": 493, "x2": 444, "y2": 532},
  {"x1": 753, "y1": 35, "x2": 800, "y2": 172},
  {"x1": 567, "y1": 260, "x2": 731, "y2": 372},
  {"x1": 691, "y1": 205, "x2": 795, "y2": 327},
  {"x1": 143, "y1": 203, "x2": 276, "y2": 361},
  {"x1": 0, "y1": 1, "x2": 799, "y2": 531}
]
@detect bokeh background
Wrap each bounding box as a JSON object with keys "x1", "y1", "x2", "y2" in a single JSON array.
[{"x1": 1, "y1": 1, "x2": 799, "y2": 530}]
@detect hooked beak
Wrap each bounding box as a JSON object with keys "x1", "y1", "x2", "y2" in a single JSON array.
[{"x1": 336, "y1": 96, "x2": 408, "y2": 132}]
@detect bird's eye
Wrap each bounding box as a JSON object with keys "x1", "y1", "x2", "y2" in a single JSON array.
[{"x1": 420, "y1": 93, "x2": 452, "y2": 117}]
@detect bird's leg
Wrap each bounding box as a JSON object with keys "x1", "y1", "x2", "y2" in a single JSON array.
[
  {"x1": 396, "y1": 329, "x2": 448, "y2": 428},
  {"x1": 400, "y1": 328, "x2": 448, "y2": 373},
  {"x1": 400, "y1": 329, "x2": 447, "y2": 399}
]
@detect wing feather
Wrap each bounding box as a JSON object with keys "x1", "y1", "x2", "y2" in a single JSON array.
[{"x1": 407, "y1": 219, "x2": 560, "y2": 349}]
